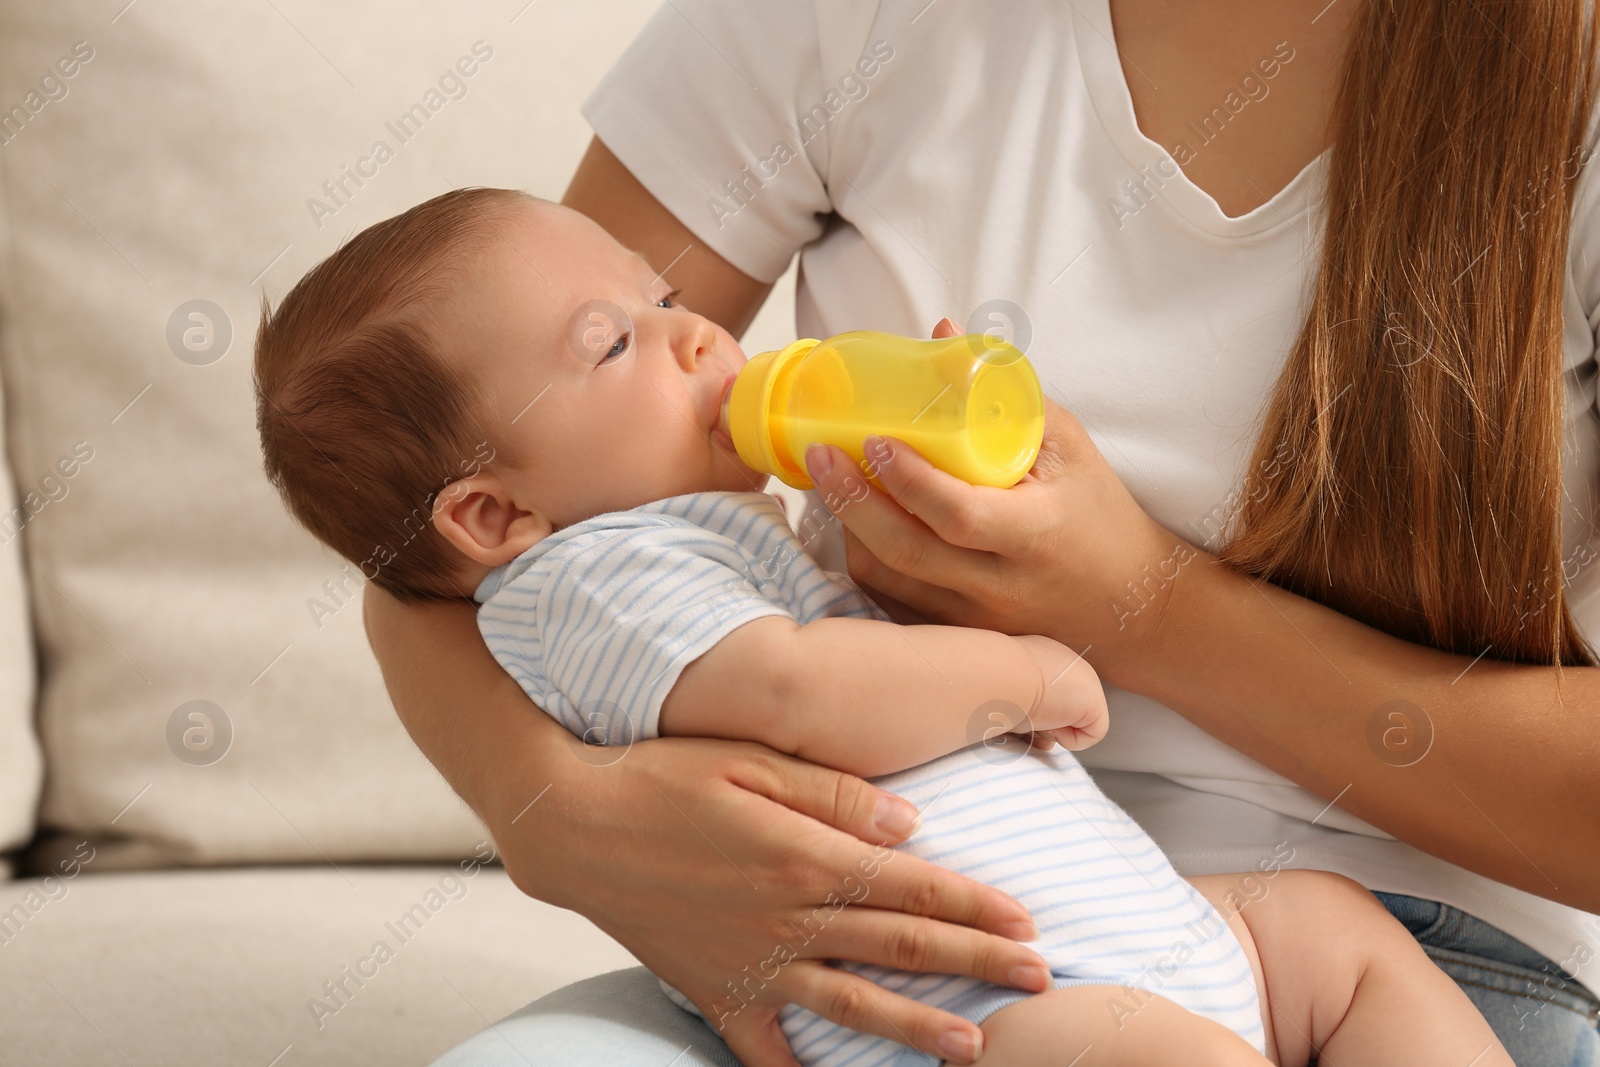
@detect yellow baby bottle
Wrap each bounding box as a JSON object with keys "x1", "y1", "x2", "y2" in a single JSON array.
[{"x1": 719, "y1": 330, "x2": 1045, "y2": 491}]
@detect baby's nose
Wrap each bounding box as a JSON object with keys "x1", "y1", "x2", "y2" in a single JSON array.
[{"x1": 676, "y1": 318, "x2": 717, "y2": 371}]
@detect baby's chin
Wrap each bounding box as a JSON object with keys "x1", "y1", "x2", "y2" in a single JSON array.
[
  {"x1": 709, "y1": 440, "x2": 765, "y2": 493},
  {"x1": 621, "y1": 449, "x2": 760, "y2": 504}
]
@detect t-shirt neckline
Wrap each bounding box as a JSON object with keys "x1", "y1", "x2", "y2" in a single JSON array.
[{"x1": 1072, "y1": 0, "x2": 1329, "y2": 238}]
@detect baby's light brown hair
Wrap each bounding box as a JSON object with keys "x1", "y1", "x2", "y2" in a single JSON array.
[{"x1": 254, "y1": 186, "x2": 531, "y2": 602}]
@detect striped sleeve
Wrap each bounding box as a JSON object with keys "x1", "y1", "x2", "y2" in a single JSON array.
[{"x1": 505, "y1": 524, "x2": 795, "y2": 745}]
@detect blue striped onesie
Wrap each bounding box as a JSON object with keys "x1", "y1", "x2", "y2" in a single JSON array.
[{"x1": 474, "y1": 490, "x2": 1266, "y2": 1065}]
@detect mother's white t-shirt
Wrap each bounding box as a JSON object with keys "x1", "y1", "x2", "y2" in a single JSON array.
[{"x1": 583, "y1": 0, "x2": 1600, "y2": 980}]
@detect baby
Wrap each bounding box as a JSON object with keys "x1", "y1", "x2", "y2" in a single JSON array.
[{"x1": 255, "y1": 187, "x2": 1512, "y2": 1067}]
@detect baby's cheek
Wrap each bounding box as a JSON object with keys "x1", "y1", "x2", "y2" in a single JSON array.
[{"x1": 625, "y1": 423, "x2": 695, "y2": 487}]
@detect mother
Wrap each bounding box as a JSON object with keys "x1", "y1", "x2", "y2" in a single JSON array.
[{"x1": 365, "y1": 0, "x2": 1600, "y2": 1064}]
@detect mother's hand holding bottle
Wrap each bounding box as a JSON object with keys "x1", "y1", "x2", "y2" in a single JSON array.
[{"x1": 802, "y1": 317, "x2": 1182, "y2": 681}]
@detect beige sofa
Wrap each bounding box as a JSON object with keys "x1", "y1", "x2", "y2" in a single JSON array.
[{"x1": 0, "y1": 3, "x2": 799, "y2": 1062}]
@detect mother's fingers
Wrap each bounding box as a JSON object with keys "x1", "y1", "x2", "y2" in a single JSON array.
[
  {"x1": 805, "y1": 444, "x2": 1001, "y2": 593},
  {"x1": 726, "y1": 744, "x2": 923, "y2": 847},
  {"x1": 781, "y1": 960, "x2": 988, "y2": 1063},
  {"x1": 723, "y1": 748, "x2": 1038, "y2": 941},
  {"x1": 862, "y1": 435, "x2": 1021, "y2": 555},
  {"x1": 859, "y1": 847, "x2": 1038, "y2": 942},
  {"x1": 717, "y1": 1008, "x2": 805, "y2": 1067},
  {"x1": 843, "y1": 530, "x2": 970, "y2": 627},
  {"x1": 811, "y1": 907, "x2": 1050, "y2": 994}
]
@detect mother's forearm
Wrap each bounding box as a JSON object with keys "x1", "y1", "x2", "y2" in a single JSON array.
[
  {"x1": 362, "y1": 586, "x2": 569, "y2": 851},
  {"x1": 1104, "y1": 543, "x2": 1600, "y2": 912}
]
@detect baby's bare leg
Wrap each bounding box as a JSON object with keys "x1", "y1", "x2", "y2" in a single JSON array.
[
  {"x1": 950, "y1": 985, "x2": 1273, "y2": 1066},
  {"x1": 1190, "y1": 869, "x2": 1514, "y2": 1067}
]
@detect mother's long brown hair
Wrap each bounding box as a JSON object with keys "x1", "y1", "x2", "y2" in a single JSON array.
[{"x1": 1218, "y1": 0, "x2": 1600, "y2": 667}]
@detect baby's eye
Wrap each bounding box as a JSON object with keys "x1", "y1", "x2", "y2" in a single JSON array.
[
  {"x1": 657, "y1": 288, "x2": 682, "y2": 309},
  {"x1": 604, "y1": 333, "x2": 629, "y2": 361}
]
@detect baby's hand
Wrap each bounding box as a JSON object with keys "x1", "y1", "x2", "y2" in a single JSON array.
[{"x1": 1012, "y1": 634, "x2": 1108, "y2": 751}]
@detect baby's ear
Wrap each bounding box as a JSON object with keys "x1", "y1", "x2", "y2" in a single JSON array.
[{"x1": 431, "y1": 473, "x2": 553, "y2": 566}]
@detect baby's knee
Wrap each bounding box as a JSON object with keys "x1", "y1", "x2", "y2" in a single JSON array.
[
  {"x1": 1194, "y1": 867, "x2": 1374, "y2": 928},
  {"x1": 1242, "y1": 869, "x2": 1415, "y2": 969},
  {"x1": 1264, "y1": 869, "x2": 1391, "y2": 926}
]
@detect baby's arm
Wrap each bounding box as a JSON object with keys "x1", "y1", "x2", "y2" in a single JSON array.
[{"x1": 660, "y1": 616, "x2": 1106, "y2": 778}]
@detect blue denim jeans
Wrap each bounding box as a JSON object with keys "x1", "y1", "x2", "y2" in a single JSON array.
[
  {"x1": 433, "y1": 895, "x2": 1600, "y2": 1067},
  {"x1": 1372, "y1": 892, "x2": 1600, "y2": 1067}
]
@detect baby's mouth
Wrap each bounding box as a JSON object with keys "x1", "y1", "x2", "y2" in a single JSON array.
[
  {"x1": 712, "y1": 371, "x2": 737, "y2": 448},
  {"x1": 712, "y1": 403, "x2": 736, "y2": 454}
]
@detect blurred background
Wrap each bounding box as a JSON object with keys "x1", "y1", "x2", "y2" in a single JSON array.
[{"x1": 0, "y1": 2, "x2": 798, "y2": 1062}]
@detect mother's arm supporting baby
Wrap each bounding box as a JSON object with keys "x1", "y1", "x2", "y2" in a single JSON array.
[
  {"x1": 365, "y1": 585, "x2": 1056, "y2": 1066},
  {"x1": 663, "y1": 617, "x2": 1109, "y2": 779}
]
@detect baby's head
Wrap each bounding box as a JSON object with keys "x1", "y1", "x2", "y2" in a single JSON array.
[{"x1": 255, "y1": 188, "x2": 759, "y2": 602}]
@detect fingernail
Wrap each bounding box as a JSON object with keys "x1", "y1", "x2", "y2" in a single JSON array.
[
  {"x1": 873, "y1": 796, "x2": 921, "y2": 838},
  {"x1": 938, "y1": 1028, "x2": 983, "y2": 1063},
  {"x1": 863, "y1": 435, "x2": 892, "y2": 463},
  {"x1": 997, "y1": 919, "x2": 1038, "y2": 942},
  {"x1": 1008, "y1": 963, "x2": 1051, "y2": 991},
  {"x1": 806, "y1": 443, "x2": 834, "y2": 479}
]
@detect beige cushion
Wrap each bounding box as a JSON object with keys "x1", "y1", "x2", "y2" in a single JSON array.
[
  {"x1": 0, "y1": 865, "x2": 637, "y2": 1064},
  {"x1": 0, "y1": 0, "x2": 796, "y2": 870},
  {"x1": 0, "y1": 316, "x2": 40, "y2": 859}
]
